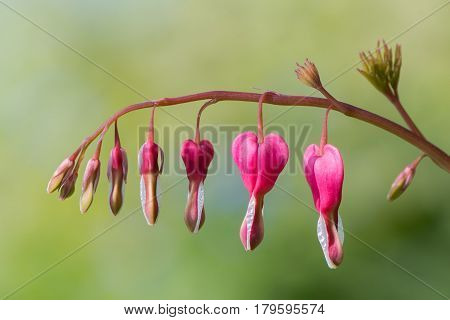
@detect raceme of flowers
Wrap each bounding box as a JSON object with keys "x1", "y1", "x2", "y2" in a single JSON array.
[{"x1": 47, "y1": 48, "x2": 432, "y2": 269}]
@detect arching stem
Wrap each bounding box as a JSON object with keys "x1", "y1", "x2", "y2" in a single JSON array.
[
  {"x1": 67, "y1": 91, "x2": 450, "y2": 173},
  {"x1": 195, "y1": 99, "x2": 217, "y2": 144}
]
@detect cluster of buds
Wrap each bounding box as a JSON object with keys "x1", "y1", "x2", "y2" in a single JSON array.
[{"x1": 358, "y1": 40, "x2": 402, "y2": 98}]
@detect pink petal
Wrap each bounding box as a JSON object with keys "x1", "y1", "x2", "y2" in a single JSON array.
[
  {"x1": 253, "y1": 133, "x2": 289, "y2": 196},
  {"x1": 232, "y1": 132, "x2": 258, "y2": 194}
]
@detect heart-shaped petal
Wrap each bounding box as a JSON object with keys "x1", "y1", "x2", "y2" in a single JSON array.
[
  {"x1": 232, "y1": 132, "x2": 259, "y2": 194},
  {"x1": 304, "y1": 143, "x2": 344, "y2": 268}
]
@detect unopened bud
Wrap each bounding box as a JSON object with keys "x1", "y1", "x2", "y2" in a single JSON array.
[
  {"x1": 107, "y1": 145, "x2": 128, "y2": 215},
  {"x1": 80, "y1": 158, "x2": 101, "y2": 213},
  {"x1": 47, "y1": 158, "x2": 74, "y2": 193},
  {"x1": 387, "y1": 165, "x2": 415, "y2": 201},
  {"x1": 59, "y1": 172, "x2": 78, "y2": 200}
]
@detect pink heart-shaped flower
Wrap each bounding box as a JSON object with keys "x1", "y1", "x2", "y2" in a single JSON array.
[
  {"x1": 181, "y1": 139, "x2": 214, "y2": 233},
  {"x1": 304, "y1": 143, "x2": 344, "y2": 268},
  {"x1": 232, "y1": 132, "x2": 289, "y2": 251}
]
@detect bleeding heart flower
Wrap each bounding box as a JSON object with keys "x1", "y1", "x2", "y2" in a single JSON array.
[
  {"x1": 107, "y1": 122, "x2": 128, "y2": 215},
  {"x1": 180, "y1": 139, "x2": 214, "y2": 233},
  {"x1": 138, "y1": 140, "x2": 164, "y2": 225},
  {"x1": 303, "y1": 108, "x2": 344, "y2": 268},
  {"x1": 232, "y1": 132, "x2": 289, "y2": 251}
]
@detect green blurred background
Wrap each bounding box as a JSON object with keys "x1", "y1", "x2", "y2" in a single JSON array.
[{"x1": 0, "y1": 0, "x2": 449, "y2": 299}]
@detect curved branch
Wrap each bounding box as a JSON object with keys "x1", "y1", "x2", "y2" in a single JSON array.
[{"x1": 80, "y1": 91, "x2": 450, "y2": 173}]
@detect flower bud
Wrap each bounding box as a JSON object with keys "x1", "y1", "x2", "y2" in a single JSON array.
[
  {"x1": 295, "y1": 59, "x2": 322, "y2": 89},
  {"x1": 358, "y1": 40, "x2": 402, "y2": 96},
  {"x1": 107, "y1": 145, "x2": 128, "y2": 215},
  {"x1": 181, "y1": 139, "x2": 214, "y2": 233},
  {"x1": 47, "y1": 158, "x2": 74, "y2": 193},
  {"x1": 387, "y1": 165, "x2": 415, "y2": 201},
  {"x1": 232, "y1": 132, "x2": 289, "y2": 251},
  {"x1": 59, "y1": 172, "x2": 78, "y2": 200},
  {"x1": 80, "y1": 158, "x2": 101, "y2": 213},
  {"x1": 304, "y1": 144, "x2": 345, "y2": 269},
  {"x1": 138, "y1": 141, "x2": 164, "y2": 225}
]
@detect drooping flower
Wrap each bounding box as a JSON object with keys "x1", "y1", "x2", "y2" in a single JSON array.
[
  {"x1": 138, "y1": 107, "x2": 164, "y2": 225},
  {"x1": 107, "y1": 121, "x2": 128, "y2": 215},
  {"x1": 232, "y1": 92, "x2": 289, "y2": 251},
  {"x1": 303, "y1": 108, "x2": 345, "y2": 268},
  {"x1": 80, "y1": 158, "x2": 101, "y2": 213},
  {"x1": 179, "y1": 101, "x2": 216, "y2": 233},
  {"x1": 180, "y1": 139, "x2": 214, "y2": 233},
  {"x1": 233, "y1": 132, "x2": 289, "y2": 251}
]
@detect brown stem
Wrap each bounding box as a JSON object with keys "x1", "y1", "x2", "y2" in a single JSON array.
[
  {"x1": 74, "y1": 90, "x2": 450, "y2": 173},
  {"x1": 387, "y1": 93, "x2": 424, "y2": 138},
  {"x1": 257, "y1": 92, "x2": 274, "y2": 144},
  {"x1": 195, "y1": 99, "x2": 217, "y2": 144},
  {"x1": 148, "y1": 106, "x2": 156, "y2": 143},
  {"x1": 319, "y1": 107, "x2": 331, "y2": 155}
]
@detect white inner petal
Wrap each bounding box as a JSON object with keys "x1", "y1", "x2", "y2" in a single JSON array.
[
  {"x1": 245, "y1": 196, "x2": 256, "y2": 250},
  {"x1": 140, "y1": 176, "x2": 151, "y2": 224},
  {"x1": 317, "y1": 215, "x2": 336, "y2": 269},
  {"x1": 338, "y1": 214, "x2": 344, "y2": 245},
  {"x1": 137, "y1": 145, "x2": 144, "y2": 173},
  {"x1": 194, "y1": 182, "x2": 205, "y2": 233}
]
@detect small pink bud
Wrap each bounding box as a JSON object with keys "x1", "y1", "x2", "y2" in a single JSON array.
[
  {"x1": 107, "y1": 123, "x2": 128, "y2": 215},
  {"x1": 232, "y1": 132, "x2": 289, "y2": 251},
  {"x1": 180, "y1": 139, "x2": 214, "y2": 233},
  {"x1": 47, "y1": 158, "x2": 74, "y2": 193},
  {"x1": 59, "y1": 171, "x2": 78, "y2": 200},
  {"x1": 387, "y1": 160, "x2": 419, "y2": 201},
  {"x1": 304, "y1": 144, "x2": 345, "y2": 269},
  {"x1": 80, "y1": 158, "x2": 101, "y2": 213},
  {"x1": 138, "y1": 141, "x2": 164, "y2": 225}
]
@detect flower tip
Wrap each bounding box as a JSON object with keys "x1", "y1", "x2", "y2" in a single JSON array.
[{"x1": 295, "y1": 59, "x2": 322, "y2": 89}]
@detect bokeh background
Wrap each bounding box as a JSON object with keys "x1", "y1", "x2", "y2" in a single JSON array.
[{"x1": 0, "y1": 0, "x2": 449, "y2": 299}]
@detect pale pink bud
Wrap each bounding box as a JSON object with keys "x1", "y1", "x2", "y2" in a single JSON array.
[
  {"x1": 59, "y1": 172, "x2": 78, "y2": 200},
  {"x1": 387, "y1": 165, "x2": 416, "y2": 201},
  {"x1": 138, "y1": 141, "x2": 164, "y2": 225},
  {"x1": 232, "y1": 132, "x2": 289, "y2": 251},
  {"x1": 180, "y1": 139, "x2": 214, "y2": 233},
  {"x1": 47, "y1": 158, "x2": 74, "y2": 193},
  {"x1": 107, "y1": 145, "x2": 128, "y2": 215},
  {"x1": 304, "y1": 144, "x2": 345, "y2": 269},
  {"x1": 80, "y1": 158, "x2": 101, "y2": 213}
]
